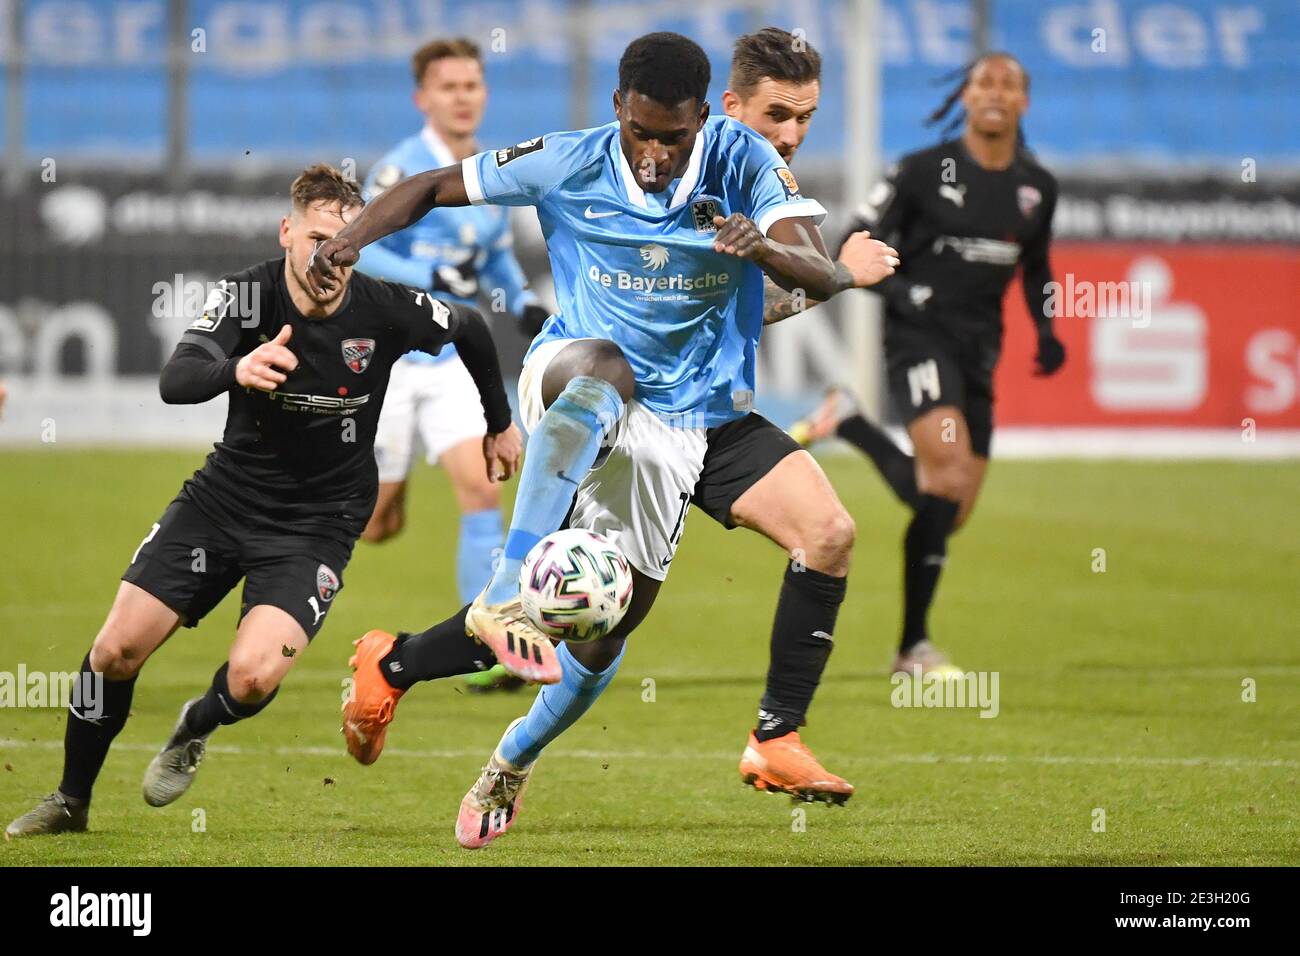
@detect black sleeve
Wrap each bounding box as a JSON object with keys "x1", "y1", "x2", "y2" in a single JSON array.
[
  {"x1": 403, "y1": 295, "x2": 512, "y2": 434},
  {"x1": 159, "y1": 344, "x2": 239, "y2": 404},
  {"x1": 1020, "y1": 180, "x2": 1058, "y2": 335},
  {"x1": 447, "y1": 304, "x2": 513, "y2": 434},
  {"x1": 159, "y1": 274, "x2": 248, "y2": 404}
]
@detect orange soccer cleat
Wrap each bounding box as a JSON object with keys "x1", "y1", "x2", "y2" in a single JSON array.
[
  {"x1": 739, "y1": 731, "x2": 854, "y2": 805},
  {"x1": 342, "y1": 630, "x2": 406, "y2": 765}
]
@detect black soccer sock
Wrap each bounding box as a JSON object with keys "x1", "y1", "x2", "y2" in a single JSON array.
[
  {"x1": 754, "y1": 563, "x2": 847, "y2": 742},
  {"x1": 59, "y1": 654, "x2": 136, "y2": 802},
  {"x1": 184, "y1": 662, "x2": 279, "y2": 738},
  {"x1": 900, "y1": 494, "x2": 961, "y2": 653},
  {"x1": 836, "y1": 414, "x2": 921, "y2": 510},
  {"x1": 379, "y1": 604, "x2": 495, "y2": 690}
]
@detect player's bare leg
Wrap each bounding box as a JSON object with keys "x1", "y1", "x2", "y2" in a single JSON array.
[
  {"x1": 6, "y1": 583, "x2": 180, "y2": 839},
  {"x1": 362, "y1": 480, "x2": 407, "y2": 543},
  {"x1": 894, "y1": 406, "x2": 976, "y2": 677},
  {"x1": 143, "y1": 606, "x2": 308, "y2": 807},
  {"x1": 954, "y1": 455, "x2": 988, "y2": 531},
  {"x1": 728, "y1": 451, "x2": 855, "y2": 803}
]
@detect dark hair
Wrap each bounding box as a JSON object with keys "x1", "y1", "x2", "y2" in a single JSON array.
[
  {"x1": 291, "y1": 163, "x2": 363, "y2": 212},
  {"x1": 411, "y1": 37, "x2": 482, "y2": 85},
  {"x1": 729, "y1": 27, "x2": 822, "y2": 96},
  {"x1": 618, "y1": 32, "x2": 711, "y2": 107},
  {"x1": 927, "y1": 51, "x2": 1030, "y2": 146}
]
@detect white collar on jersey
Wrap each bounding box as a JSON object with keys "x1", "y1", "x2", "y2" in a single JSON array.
[
  {"x1": 419, "y1": 124, "x2": 459, "y2": 169},
  {"x1": 615, "y1": 127, "x2": 705, "y2": 211}
]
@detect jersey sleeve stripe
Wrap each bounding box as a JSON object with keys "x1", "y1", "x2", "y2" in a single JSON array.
[
  {"x1": 757, "y1": 198, "x2": 829, "y2": 236},
  {"x1": 461, "y1": 155, "x2": 486, "y2": 206},
  {"x1": 179, "y1": 332, "x2": 232, "y2": 360}
]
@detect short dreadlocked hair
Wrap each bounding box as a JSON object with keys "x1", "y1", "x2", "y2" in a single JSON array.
[
  {"x1": 927, "y1": 51, "x2": 1030, "y2": 146},
  {"x1": 729, "y1": 27, "x2": 822, "y2": 96},
  {"x1": 618, "y1": 32, "x2": 711, "y2": 107}
]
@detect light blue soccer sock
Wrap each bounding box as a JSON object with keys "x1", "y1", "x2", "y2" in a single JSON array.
[
  {"x1": 498, "y1": 641, "x2": 627, "y2": 768},
  {"x1": 456, "y1": 508, "x2": 503, "y2": 604},
  {"x1": 483, "y1": 375, "x2": 624, "y2": 606}
]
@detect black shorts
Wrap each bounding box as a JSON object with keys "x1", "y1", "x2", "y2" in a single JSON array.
[
  {"x1": 692, "y1": 413, "x2": 802, "y2": 529},
  {"x1": 121, "y1": 494, "x2": 354, "y2": 640},
  {"x1": 884, "y1": 319, "x2": 999, "y2": 457}
]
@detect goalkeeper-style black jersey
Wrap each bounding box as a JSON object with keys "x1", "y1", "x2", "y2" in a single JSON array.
[{"x1": 842, "y1": 137, "x2": 1058, "y2": 341}]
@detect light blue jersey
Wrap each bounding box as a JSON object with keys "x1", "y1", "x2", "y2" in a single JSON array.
[
  {"x1": 359, "y1": 125, "x2": 537, "y2": 364},
  {"x1": 462, "y1": 115, "x2": 825, "y2": 427}
]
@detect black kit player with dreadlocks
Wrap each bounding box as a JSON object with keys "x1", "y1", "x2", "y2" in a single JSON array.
[
  {"x1": 790, "y1": 51, "x2": 1066, "y2": 676},
  {"x1": 5, "y1": 164, "x2": 522, "y2": 839}
]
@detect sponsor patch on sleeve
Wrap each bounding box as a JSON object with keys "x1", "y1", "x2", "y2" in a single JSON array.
[
  {"x1": 495, "y1": 136, "x2": 544, "y2": 167},
  {"x1": 189, "y1": 281, "x2": 235, "y2": 332},
  {"x1": 774, "y1": 167, "x2": 802, "y2": 200}
]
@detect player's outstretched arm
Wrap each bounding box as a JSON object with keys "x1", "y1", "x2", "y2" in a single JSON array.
[
  {"x1": 307, "y1": 166, "x2": 471, "y2": 296},
  {"x1": 715, "y1": 214, "x2": 857, "y2": 303},
  {"x1": 763, "y1": 231, "x2": 901, "y2": 325}
]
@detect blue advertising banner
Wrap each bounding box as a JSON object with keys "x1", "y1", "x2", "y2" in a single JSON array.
[{"x1": 3, "y1": 0, "x2": 1297, "y2": 167}]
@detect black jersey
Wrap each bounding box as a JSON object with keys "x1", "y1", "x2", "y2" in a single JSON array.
[
  {"x1": 844, "y1": 138, "x2": 1057, "y2": 339},
  {"x1": 165, "y1": 258, "x2": 481, "y2": 544}
]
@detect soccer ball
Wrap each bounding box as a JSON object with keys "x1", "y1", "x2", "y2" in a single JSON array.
[{"x1": 518, "y1": 529, "x2": 634, "y2": 642}]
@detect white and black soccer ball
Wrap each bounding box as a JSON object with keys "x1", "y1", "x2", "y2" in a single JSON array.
[{"x1": 518, "y1": 529, "x2": 634, "y2": 643}]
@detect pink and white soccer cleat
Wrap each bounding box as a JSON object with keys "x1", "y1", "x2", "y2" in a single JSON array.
[{"x1": 455, "y1": 718, "x2": 534, "y2": 849}]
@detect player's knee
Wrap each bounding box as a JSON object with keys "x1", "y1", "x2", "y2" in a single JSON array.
[
  {"x1": 453, "y1": 473, "x2": 501, "y2": 513},
  {"x1": 88, "y1": 632, "x2": 145, "y2": 680},
  {"x1": 225, "y1": 655, "x2": 280, "y2": 704},
  {"x1": 823, "y1": 506, "x2": 856, "y2": 558},
  {"x1": 569, "y1": 340, "x2": 636, "y2": 402},
  {"x1": 919, "y1": 455, "x2": 973, "y2": 501},
  {"x1": 801, "y1": 505, "x2": 855, "y2": 574}
]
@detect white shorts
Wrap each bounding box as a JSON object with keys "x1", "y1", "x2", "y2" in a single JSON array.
[
  {"x1": 518, "y1": 338, "x2": 707, "y2": 581},
  {"x1": 374, "y1": 356, "x2": 487, "y2": 484}
]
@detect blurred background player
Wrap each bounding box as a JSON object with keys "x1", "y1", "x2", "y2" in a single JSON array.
[
  {"x1": 4, "y1": 165, "x2": 519, "y2": 839},
  {"x1": 790, "y1": 52, "x2": 1065, "y2": 675},
  {"x1": 357, "y1": 37, "x2": 549, "y2": 691},
  {"x1": 695, "y1": 28, "x2": 898, "y2": 801}
]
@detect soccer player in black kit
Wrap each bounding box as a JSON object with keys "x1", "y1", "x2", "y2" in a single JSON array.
[
  {"x1": 791, "y1": 52, "x2": 1066, "y2": 675},
  {"x1": 5, "y1": 164, "x2": 522, "y2": 838}
]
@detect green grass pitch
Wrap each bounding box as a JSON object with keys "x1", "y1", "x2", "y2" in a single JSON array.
[{"x1": 1, "y1": 448, "x2": 1296, "y2": 865}]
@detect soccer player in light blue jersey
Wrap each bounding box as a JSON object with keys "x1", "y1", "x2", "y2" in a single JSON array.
[
  {"x1": 356, "y1": 39, "x2": 547, "y2": 692},
  {"x1": 310, "y1": 32, "x2": 885, "y2": 848}
]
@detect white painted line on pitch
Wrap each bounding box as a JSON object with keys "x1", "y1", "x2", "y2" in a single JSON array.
[{"x1": 0, "y1": 737, "x2": 1295, "y2": 769}]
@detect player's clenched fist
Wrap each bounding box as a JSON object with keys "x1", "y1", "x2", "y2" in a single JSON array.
[
  {"x1": 712, "y1": 213, "x2": 768, "y2": 260},
  {"x1": 306, "y1": 237, "x2": 359, "y2": 297},
  {"x1": 236, "y1": 324, "x2": 298, "y2": 392},
  {"x1": 483, "y1": 423, "x2": 524, "y2": 483},
  {"x1": 839, "y1": 230, "x2": 900, "y2": 288}
]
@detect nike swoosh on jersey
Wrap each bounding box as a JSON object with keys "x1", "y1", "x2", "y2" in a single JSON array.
[{"x1": 583, "y1": 206, "x2": 620, "y2": 219}]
